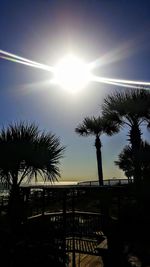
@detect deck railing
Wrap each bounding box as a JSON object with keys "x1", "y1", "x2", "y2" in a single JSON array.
[{"x1": 77, "y1": 178, "x2": 133, "y2": 186}]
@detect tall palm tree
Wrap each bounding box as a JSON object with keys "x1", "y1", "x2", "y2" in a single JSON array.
[
  {"x1": 102, "y1": 89, "x2": 150, "y2": 184},
  {"x1": 0, "y1": 122, "x2": 65, "y2": 222},
  {"x1": 75, "y1": 116, "x2": 119, "y2": 186}
]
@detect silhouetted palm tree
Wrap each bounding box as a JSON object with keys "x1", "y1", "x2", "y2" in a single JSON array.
[
  {"x1": 115, "y1": 142, "x2": 150, "y2": 182},
  {"x1": 0, "y1": 122, "x2": 65, "y2": 222},
  {"x1": 75, "y1": 116, "x2": 119, "y2": 185},
  {"x1": 103, "y1": 89, "x2": 150, "y2": 183},
  {"x1": 115, "y1": 145, "x2": 134, "y2": 181}
]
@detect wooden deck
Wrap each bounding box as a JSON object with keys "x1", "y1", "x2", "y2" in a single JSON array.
[
  {"x1": 68, "y1": 253, "x2": 104, "y2": 267},
  {"x1": 67, "y1": 238, "x2": 107, "y2": 266},
  {"x1": 66, "y1": 235, "x2": 107, "y2": 255},
  {"x1": 66, "y1": 238, "x2": 99, "y2": 255}
]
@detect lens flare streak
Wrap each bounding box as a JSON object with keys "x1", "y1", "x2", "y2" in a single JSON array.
[
  {"x1": 0, "y1": 49, "x2": 54, "y2": 72},
  {"x1": 1, "y1": 49, "x2": 150, "y2": 90},
  {"x1": 98, "y1": 80, "x2": 146, "y2": 89},
  {"x1": 92, "y1": 75, "x2": 150, "y2": 89}
]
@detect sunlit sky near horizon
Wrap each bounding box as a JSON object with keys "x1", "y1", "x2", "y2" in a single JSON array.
[{"x1": 0, "y1": 0, "x2": 150, "y2": 182}]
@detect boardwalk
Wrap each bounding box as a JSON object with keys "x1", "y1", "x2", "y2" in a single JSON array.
[
  {"x1": 67, "y1": 237, "x2": 107, "y2": 266},
  {"x1": 66, "y1": 238, "x2": 99, "y2": 255},
  {"x1": 68, "y1": 253, "x2": 104, "y2": 267}
]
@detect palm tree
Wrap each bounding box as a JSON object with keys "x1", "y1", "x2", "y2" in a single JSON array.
[
  {"x1": 0, "y1": 122, "x2": 65, "y2": 222},
  {"x1": 115, "y1": 145, "x2": 134, "y2": 182},
  {"x1": 115, "y1": 142, "x2": 150, "y2": 182},
  {"x1": 102, "y1": 89, "x2": 150, "y2": 184},
  {"x1": 75, "y1": 116, "x2": 119, "y2": 186}
]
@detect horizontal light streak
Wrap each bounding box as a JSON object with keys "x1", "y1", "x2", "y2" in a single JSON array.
[
  {"x1": 92, "y1": 75, "x2": 150, "y2": 89},
  {"x1": 98, "y1": 80, "x2": 146, "y2": 89},
  {"x1": 98, "y1": 76, "x2": 150, "y2": 86},
  {"x1": 0, "y1": 49, "x2": 54, "y2": 72},
  {"x1": 1, "y1": 49, "x2": 150, "y2": 90}
]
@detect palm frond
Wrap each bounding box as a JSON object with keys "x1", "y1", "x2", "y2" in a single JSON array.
[
  {"x1": 0, "y1": 121, "x2": 65, "y2": 186},
  {"x1": 75, "y1": 116, "x2": 104, "y2": 136},
  {"x1": 103, "y1": 89, "x2": 150, "y2": 124}
]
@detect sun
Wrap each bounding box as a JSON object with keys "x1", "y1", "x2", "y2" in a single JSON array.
[{"x1": 53, "y1": 55, "x2": 91, "y2": 92}]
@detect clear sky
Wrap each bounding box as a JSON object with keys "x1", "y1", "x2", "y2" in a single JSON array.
[{"x1": 0, "y1": 0, "x2": 150, "y2": 182}]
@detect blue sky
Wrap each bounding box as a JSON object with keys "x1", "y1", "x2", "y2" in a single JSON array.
[{"x1": 0, "y1": 0, "x2": 150, "y2": 181}]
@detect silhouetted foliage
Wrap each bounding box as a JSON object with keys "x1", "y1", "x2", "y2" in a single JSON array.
[
  {"x1": 115, "y1": 145, "x2": 134, "y2": 180},
  {"x1": 75, "y1": 116, "x2": 119, "y2": 185},
  {"x1": 0, "y1": 122, "x2": 65, "y2": 225},
  {"x1": 0, "y1": 122, "x2": 65, "y2": 185},
  {"x1": 115, "y1": 141, "x2": 150, "y2": 182},
  {"x1": 103, "y1": 89, "x2": 150, "y2": 183}
]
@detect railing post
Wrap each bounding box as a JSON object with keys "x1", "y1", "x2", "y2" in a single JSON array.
[
  {"x1": 23, "y1": 188, "x2": 30, "y2": 222},
  {"x1": 72, "y1": 188, "x2": 76, "y2": 267},
  {"x1": 42, "y1": 188, "x2": 45, "y2": 216},
  {"x1": 62, "y1": 189, "x2": 67, "y2": 266}
]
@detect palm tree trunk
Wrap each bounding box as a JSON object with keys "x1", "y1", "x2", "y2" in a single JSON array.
[
  {"x1": 129, "y1": 123, "x2": 142, "y2": 184},
  {"x1": 95, "y1": 136, "x2": 103, "y2": 186}
]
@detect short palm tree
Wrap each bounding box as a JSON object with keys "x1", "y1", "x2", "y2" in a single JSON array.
[
  {"x1": 115, "y1": 145, "x2": 134, "y2": 181},
  {"x1": 0, "y1": 122, "x2": 65, "y2": 187},
  {"x1": 115, "y1": 142, "x2": 150, "y2": 182},
  {"x1": 75, "y1": 116, "x2": 119, "y2": 186},
  {"x1": 103, "y1": 89, "x2": 150, "y2": 183},
  {"x1": 0, "y1": 122, "x2": 65, "y2": 222}
]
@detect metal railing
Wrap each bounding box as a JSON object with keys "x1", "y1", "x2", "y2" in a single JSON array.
[{"x1": 77, "y1": 178, "x2": 133, "y2": 186}]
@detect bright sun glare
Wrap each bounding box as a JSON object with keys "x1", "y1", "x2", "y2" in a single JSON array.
[
  {"x1": 53, "y1": 55, "x2": 91, "y2": 92},
  {"x1": 1, "y1": 49, "x2": 150, "y2": 91}
]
